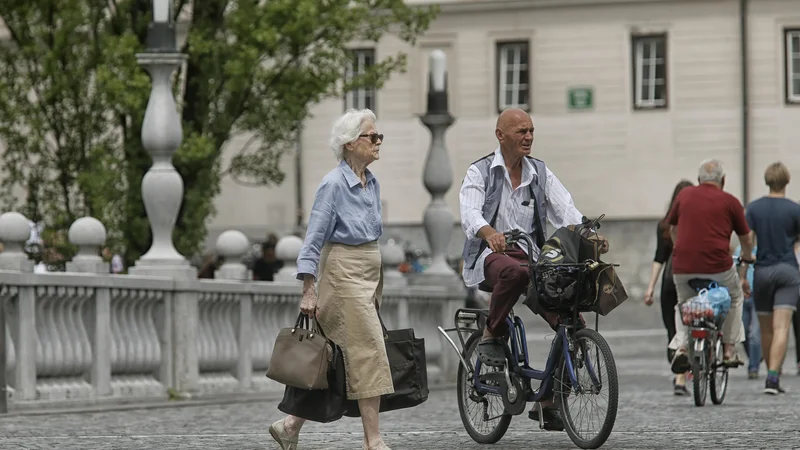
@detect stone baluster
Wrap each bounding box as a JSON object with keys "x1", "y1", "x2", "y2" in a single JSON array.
[
  {"x1": 210, "y1": 230, "x2": 252, "y2": 390},
  {"x1": 66, "y1": 217, "x2": 109, "y2": 274},
  {"x1": 380, "y1": 239, "x2": 407, "y2": 287},
  {"x1": 274, "y1": 235, "x2": 303, "y2": 283},
  {"x1": 415, "y1": 50, "x2": 462, "y2": 291},
  {"x1": 64, "y1": 217, "x2": 113, "y2": 397},
  {"x1": 0, "y1": 212, "x2": 36, "y2": 400},
  {"x1": 214, "y1": 230, "x2": 250, "y2": 281},
  {"x1": 0, "y1": 212, "x2": 34, "y2": 272}
]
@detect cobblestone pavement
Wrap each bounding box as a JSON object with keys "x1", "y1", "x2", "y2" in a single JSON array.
[{"x1": 2, "y1": 304, "x2": 800, "y2": 449}]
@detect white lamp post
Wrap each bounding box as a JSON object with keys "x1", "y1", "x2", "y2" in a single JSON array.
[
  {"x1": 128, "y1": 0, "x2": 195, "y2": 278},
  {"x1": 414, "y1": 50, "x2": 461, "y2": 289}
]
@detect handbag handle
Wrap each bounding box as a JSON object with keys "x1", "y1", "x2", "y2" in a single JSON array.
[
  {"x1": 291, "y1": 313, "x2": 322, "y2": 338},
  {"x1": 376, "y1": 311, "x2": 389, "y2": 340}
]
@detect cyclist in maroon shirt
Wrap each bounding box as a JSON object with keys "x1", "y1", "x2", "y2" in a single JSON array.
[{"x1": 666, "y1": 159, "x2": 755, "y2": 373}]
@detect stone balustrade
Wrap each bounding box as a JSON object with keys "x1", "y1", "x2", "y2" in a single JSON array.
[{"x1": 0, "y1": 212, "x2": 464, "y2": 411}]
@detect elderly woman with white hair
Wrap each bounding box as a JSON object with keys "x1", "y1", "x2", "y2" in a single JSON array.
[{"x1": 269, "y1": 108, "x2": 393, "y2": 450}]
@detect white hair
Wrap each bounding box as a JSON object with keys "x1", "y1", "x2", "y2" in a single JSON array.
[
  {"x1": 698, "y1": 159, "x2": 726, "y2": 184},
  {"x1": 329, "y1": 108, "x2": 377, "y2": 161}
]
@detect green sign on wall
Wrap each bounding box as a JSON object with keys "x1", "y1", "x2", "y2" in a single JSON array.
[{"x1": 568, "y1": 87, "x2": 594, "y2": 110}]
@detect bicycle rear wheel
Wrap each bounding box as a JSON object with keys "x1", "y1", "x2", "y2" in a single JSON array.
[
  {"x1": 457, "y1": 332, "x2": 512, "y2": 444},
  {"x1": 556, "y1": 328, "x2": 618, "y2": 450},
  {"x1": 692, "y1": 344, "x2": 708, "y2": 407},
  {"x1": 709, "y1": 337, "x2": 728, "y2": 405}
]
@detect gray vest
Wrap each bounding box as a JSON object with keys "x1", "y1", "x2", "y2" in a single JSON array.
[{"x1": 461, "y1": 153, "x2": 549, "y2": 270}]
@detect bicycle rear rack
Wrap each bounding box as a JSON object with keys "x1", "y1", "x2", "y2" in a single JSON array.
[{"x1": 437, "y1": 309, "x2": 486, "y2": 374}]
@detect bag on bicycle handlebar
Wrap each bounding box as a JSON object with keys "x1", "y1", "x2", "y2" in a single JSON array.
[{"x1": 527, "y1": 220, "x2": 628, "y2": 315}]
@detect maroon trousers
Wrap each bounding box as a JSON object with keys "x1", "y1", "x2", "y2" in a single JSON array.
[{"x1": 483, "y1": 245, "x2": 565, "y2": 337}]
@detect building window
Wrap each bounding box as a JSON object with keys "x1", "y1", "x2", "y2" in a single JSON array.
[
  {"x1": 345, "y1": 48, "x2": 376, "y2": 112},
  {"x1": 785, "y1": 29, "x2": 800, "y2": 104},
  {"x1": 632, "y1": 34, "x2": 668, "y2": 109},
  {"x1": 496, "y1": 41, "x2": 530, "y2": 112}
]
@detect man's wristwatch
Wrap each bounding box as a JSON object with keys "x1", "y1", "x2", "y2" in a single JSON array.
[{"x1": 736, "y1": 256, "x2": 755, "y2": 267}]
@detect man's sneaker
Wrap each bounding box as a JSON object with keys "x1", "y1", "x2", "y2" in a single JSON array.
[
  {"x1": 764, "y1": 377, "x2": 786, "y2": 395},
  {"x1": 748, "y1": 371, "x2": 759, "y2": 380}
]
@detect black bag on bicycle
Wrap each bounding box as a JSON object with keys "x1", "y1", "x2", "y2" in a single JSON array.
[{"x1": 525, "y1": 217, "x2": 628, "y2": 315}]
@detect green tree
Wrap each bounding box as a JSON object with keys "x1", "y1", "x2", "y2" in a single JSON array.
[{"x1": 0, "y1": 0, "x2": 437, "y2": 269}]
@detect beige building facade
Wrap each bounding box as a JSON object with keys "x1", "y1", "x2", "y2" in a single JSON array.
[{"x1": 212, "y1": 0, "x2": 800, "y2": 247}]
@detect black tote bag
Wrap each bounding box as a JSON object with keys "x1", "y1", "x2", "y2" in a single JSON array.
[
  {"x1": 344, "y1": 316, "x2": 429, "y2": 417},
  {"x1": 276, "y1": 331, "x2": 348, "y2": 423}
]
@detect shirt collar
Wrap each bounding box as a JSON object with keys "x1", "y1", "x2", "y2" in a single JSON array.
[
  {"x1": 339, "y1": 159, "x2": 375, "y2": 188},
  {"x1": 490, "y1": 147, "x2": 537, "y2": 185}
]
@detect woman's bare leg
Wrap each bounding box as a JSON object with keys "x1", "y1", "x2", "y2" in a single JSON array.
[
  {"x1": 283, "y1": 415, "x2": 306, "y2": 436},
  {"x1": 358, "y1": 396, "x2": 383, "y2": 448}
]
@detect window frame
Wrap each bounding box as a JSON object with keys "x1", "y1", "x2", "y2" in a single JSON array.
[
  {"x1": 495, "y1": 40, "x2": 531, "y2": 113},
  {"x1": 784, "y1": 28, "x2": 800, "y2": 105},
  {"x1": 344, "y1": 47, "x2": 377, "y2": 112},
  {"x1": 631, "y1": 33, "x2": 669, "y2": 110}
]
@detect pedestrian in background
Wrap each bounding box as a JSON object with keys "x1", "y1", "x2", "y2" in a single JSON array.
[
  {"x1": 733, "y1": 244, "x2": 762, "y2": 379},
  {"x1": 269, "y1": 108, "x2": 394, "y2": 450},
  {"x1": 745, "y1": 162, "x2": 800, "y2": 394},
  {"x1": 645, "y1": 179, "x2": 693, "y2": 395}
]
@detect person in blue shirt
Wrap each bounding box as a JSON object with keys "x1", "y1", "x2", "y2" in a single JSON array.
[
  {"x1": 745, "y1": 162, "x2": 800, "y2": 395},
  {"x1": 270, "y1": 109, "x2": 394, "y2": 450},
  {"x1": 733, "y1": 244, "x2": 762, "y2": 379}
]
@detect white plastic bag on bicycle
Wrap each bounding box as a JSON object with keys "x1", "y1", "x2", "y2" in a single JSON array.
[{"x1": 680, "y1": 283, "x2": 731, "y2": 326}]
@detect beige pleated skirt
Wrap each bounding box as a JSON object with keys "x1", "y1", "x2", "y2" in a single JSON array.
[{"x1": 316, "y1": 241, "x2": 394, "y2": 400}]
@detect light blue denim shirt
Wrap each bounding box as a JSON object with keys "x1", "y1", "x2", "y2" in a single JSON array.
[
  {"x1": 296, "y1": 160, "x2": 383, "y2": 280},
  {"x1": 732, "y1": 245, "x2": 756, "y2": 293}
]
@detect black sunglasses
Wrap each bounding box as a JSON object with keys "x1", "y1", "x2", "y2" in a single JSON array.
[{"x1": 359, "y1": 133, "x2": 384, "y2": 144}]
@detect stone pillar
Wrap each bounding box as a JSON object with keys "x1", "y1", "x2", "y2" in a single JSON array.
[
  {"x1": 64, "y1": 217, "x2": 113, "y2": 396},
  {"x1": 0, "y1": 212, "x2": 34, "y2": 272},
  {"x1": 127, "y1": 48, "x2": 195, "y2": 280},
  {"x1": 380, "y1": 239, "x2": 407, "y2": 287},
  {"x1": 0, "y1": 213, "x2": 36, "y2": 400},
  {"x1": 214, "y1": 230, "x2": 250, "y2": 281},
  {"x1": 274, "y1": 235, "x2": 303, "y2": 283},
  {"x1": 414, "y1": 50, "x2": 462, "y2": 291},
  {"x1": 66, "y1": 217, "x2": 109, "y2": 274}
]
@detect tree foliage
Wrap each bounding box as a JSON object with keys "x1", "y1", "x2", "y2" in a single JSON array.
[{"x1": 0, "y1": 0, "x2": 436, "y2": 269}]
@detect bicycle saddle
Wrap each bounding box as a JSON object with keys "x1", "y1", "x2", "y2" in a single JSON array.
[{"x1": 687, "y1": 278, "x2": 715, "y2": 292}]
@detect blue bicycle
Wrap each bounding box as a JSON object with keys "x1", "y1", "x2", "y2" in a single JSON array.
[{"x1": 439, "y1": 221, "x2": 619, "y2": 449}]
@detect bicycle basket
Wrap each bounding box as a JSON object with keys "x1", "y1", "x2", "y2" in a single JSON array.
[
  {"x1": 533, "y1": 265, "x2": 593, "y2": 311},
  {"x1": 680, "y1": 289, "x2": 729, "y2": 328}
]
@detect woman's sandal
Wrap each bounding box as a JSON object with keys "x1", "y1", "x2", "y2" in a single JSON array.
[{"x1": 476, "y1": 337, "x2": 507, "y2": 367}]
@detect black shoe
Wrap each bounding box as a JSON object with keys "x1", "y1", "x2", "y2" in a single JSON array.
[
  {"x1": 670, "y1": 351, "x2": 691, "y2": 374},
  {"x1": 673, "y1": 382, "x2": 689, "y2": 396},
  {"x1": 528, "y1": 405, "x2": 565, "y2": 431},
  {"x1": 476, "y1": 337, "x2": 507, "y2": 367},
  {"x1": 764, "y1": 377, "x2": 786, "y2": 395}
]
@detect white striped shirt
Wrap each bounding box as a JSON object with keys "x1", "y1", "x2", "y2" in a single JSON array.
[{"x1": 459, "y1": 147, "x2": 584, "y2": 287}]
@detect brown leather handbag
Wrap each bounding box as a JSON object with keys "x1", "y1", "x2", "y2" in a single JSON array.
[{"x1": 266, "y1": 313, "x2": 332, "y2": 390}]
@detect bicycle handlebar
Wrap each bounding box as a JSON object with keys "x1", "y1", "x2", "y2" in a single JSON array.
[{"x1": 502, "y1": 214, "x2": 606, "y2": 269}]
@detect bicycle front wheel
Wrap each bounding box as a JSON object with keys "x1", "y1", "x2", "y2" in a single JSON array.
[{"x1": 556, "y1": 328, "x2": 619, "y2": 450}]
